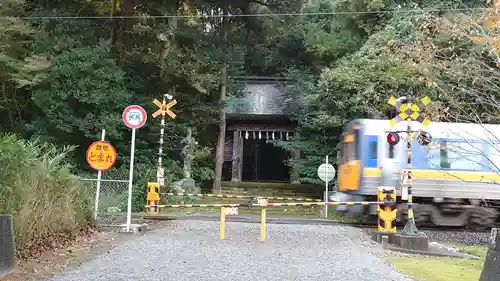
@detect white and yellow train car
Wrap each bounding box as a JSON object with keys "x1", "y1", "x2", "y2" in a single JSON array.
[{"x1": 335, "y1": 119, "x2": 500, "y2": 228}]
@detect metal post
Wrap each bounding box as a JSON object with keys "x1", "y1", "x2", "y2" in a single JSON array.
[
  {"x1": 126, "y1": 128, "x2": 137, "y2": 232},
  {"x1": 157, "y1": 93, "x2": 167, "y2": 187},
  {"x1": 324, "y1": 155, "x2": 329, "y2": 219},
  {"x1": 260, "y1": 207, "x2": 267, "y2": 242},
  {"x1": 219, "y1": 207, "x2": 226, "y2": 240},
  {"x1": 94, "y1": 129, "x2": 106, "y2": 220},
  {"x1": 402, "y1": 95, "x2": 420, "y2": 235}
]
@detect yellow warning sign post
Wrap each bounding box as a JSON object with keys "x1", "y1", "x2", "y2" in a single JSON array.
[
  {"x1": 146, "y1": 182, "x2": 160, "y2": 215},
  {"x1": 377, "y1": 186, "x2": 397, "y2": 233}
]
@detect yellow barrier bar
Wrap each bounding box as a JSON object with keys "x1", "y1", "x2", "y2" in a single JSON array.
[
  {"x1": 146, "y1": 201, "x2": 380, "y2": 208},
  {"x1": 161, "y1": 192, "x2": 323, "y2": 202},
  {"x1": 219, "y1": 207, "x2": 226, "y2": 240},
  {"x1": 260, "y1": 207, "x2": 267, "y2": 242}
]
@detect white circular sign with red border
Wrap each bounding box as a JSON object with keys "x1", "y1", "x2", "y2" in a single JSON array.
[{"x1": 122, "y1": 105, "x2": 147, "y2": 129}]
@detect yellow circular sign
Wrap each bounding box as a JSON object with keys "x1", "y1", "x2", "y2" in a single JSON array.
[{"x1": 86, "y1": 140, "x2": 117, "y2": 171}]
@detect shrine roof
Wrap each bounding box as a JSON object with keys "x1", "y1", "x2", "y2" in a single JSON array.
[{"x1": 225, "y1": 76, "x2": 297, "y2": 118}]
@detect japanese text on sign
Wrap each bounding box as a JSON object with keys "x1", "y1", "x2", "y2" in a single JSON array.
[{"x1": 86, "y1": 140, "x2": 117, "y2": 171}]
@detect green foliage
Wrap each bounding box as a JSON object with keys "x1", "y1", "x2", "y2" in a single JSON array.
[
  {"x1": 0, "y1": 134, "x2": 92, "y2": 256},
  {"x1": 272, "y1": 1, "x2": 500, "y2": 182}
]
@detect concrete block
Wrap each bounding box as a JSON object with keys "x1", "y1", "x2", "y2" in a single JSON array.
[
  {"x1": 381, "y1": 236, "x2": 389, "y2": 249},
  {"x1": 118, "y1": 224, "x2": 147, "y2": 235},
  {"x1": 394, "y1": 233, "x2": 429, "y2": 251},
  {"x1": 371, "y1": 231, "x2": 396, "y2": 244}
]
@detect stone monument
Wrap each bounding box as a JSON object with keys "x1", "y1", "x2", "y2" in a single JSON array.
[{"x1": 170, "y1": 127, "x2": 199, "y2": 197}]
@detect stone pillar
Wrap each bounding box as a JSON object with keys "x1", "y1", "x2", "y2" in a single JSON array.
[
  {"x1": 231, "y1": 129, "x2": 243, "y2": 182},
  {"x1": 480, "y1": 228, "x2": 500, "y2": 281},
  {"x1": 290, "y1": 131, "x2": 300, "y2": 184},
  {"x1": 0, "y1": 215, "x2": 16, "y2": 277}
]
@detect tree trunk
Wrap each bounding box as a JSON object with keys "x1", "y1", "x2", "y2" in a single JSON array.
[
  {"x1": 480, "y1": 228, "x2": 500, "y2": 281},
  {"x1": 213, "y1": 6, "x2": 229, "y2": 194},
  {"x1": 109, "y1": 0, "x2": 118, "y2": 46}
]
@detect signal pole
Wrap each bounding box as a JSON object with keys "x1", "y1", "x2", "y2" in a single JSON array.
[
  {"x1": 151, "y1": 88, "x2": 178, "y2": 189},
  {"x1": 387, "y1": 94, "x2": 432, "y2": 236},
  {"x1": 402, "y1": 94, "x2": 418, "y2": 235}
]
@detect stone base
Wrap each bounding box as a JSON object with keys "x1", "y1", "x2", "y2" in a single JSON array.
[
  {"x1": 118, "y1": 224, "x2": 147, "y2": 235},
  {"x1": 371, "y1": 230, "x2": 478, "y2": 259},
  {"x1": 393, "y1": 233, "x2": 429, "y2": 251},
  {"x1": 371, "y1": 231, "x2": 396, "y2": 244}
]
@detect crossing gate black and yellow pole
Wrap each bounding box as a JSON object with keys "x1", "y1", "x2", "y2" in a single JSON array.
[
  {"x1": 377, "y1": 186, "x2": 397, "y2": 233},
  {"x1": 146, "y1": 182, "x2": 160, "y2": 215}
]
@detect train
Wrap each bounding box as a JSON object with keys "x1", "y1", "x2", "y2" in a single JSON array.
[{"x1": 333, "y1": 118, "x2": 500, "y2": 229}]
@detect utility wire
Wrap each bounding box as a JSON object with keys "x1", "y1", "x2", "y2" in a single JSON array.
[{"x1": 4, "y1": 7, "x2": 495, "y2": 20}]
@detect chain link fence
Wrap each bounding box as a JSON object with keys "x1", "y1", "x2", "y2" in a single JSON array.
[{"x1": 79, "y1": 178, "x2": 130, "y2": 226}]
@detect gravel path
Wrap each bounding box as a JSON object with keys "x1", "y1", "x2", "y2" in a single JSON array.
[
  {"x1": 43, "y1": 221, "x2": 413, "y2": 281},
  {"x1": 421, "y1": 230, "x2": 489, "y2": 246}
]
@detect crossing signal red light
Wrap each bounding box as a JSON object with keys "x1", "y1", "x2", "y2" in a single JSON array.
[{"x1": 387, "y1": 133, "x2": 400, "y2": 145}]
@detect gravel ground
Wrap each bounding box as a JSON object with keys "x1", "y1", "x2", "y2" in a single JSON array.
[
  {"x1": 420, "y1": 230, "x2": 490, "y2": 246},
  {"x1": 362, "y1": 228, "x2": 490, "y2": 247},
  {"x1": 42, "y1": 221, "x2": 414, "y2": 281}
]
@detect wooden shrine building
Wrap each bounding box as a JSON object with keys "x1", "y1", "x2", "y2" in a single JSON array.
[{"x1": 222, "y1": 76, "x2": 300, "y2": 183}]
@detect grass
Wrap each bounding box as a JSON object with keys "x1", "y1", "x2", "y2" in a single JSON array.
[
  {"x1": 0, "y1": 134, "x2": 93, "y2": 258},
  {"x1": 388, "y1": 245, "x2": 487, "y2": 281}
]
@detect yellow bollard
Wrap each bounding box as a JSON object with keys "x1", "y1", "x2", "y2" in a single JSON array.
[
  {"x1": 219, "y1": 207, "x2": 226, "y2": 240},
  {"x1": 377, "y1": 186, "x2": 397, "y2": 233},
  {"x1": 260, "y1": 207, "x2": 267, "y2": 242},
  {"x1": 146, "y1": 182, "x2": 160, "y2": 215}
]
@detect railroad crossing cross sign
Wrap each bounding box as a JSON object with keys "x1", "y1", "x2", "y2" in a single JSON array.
[
  {"x1": 152, "y1": 98, "x2": 177, "y2": 119},
  {"x1": 388, "y1": 96, "x2": 432, "y2": 127}
]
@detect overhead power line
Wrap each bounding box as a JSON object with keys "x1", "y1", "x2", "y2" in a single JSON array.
[{"x1": 4, "y1": 7, "x2": 494, "y2": 20}]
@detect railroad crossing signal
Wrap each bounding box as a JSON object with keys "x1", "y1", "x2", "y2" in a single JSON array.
[
  {"x1": 388, "y1": 96, "x2": 432, "y2": 127},
  {"x1": 386, "y1": 132, "x2": 400, "y2": 145},
  {"x1": 152, "y1": 98, "x2": 177, "y2": 119},
  {"x1": 417, "y1": 131, "x2": 432, "y2": 146}
]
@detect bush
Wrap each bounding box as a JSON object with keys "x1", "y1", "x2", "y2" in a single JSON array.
[{"x1": 0, "y1": 134, "x2": 93, "y2": 256}]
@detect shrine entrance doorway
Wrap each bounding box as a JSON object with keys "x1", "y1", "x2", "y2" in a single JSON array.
[{"x1": 242, "y1": 138, "x2": 290, "y2": 182}]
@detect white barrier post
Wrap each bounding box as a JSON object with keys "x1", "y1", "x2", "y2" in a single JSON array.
[{"x1": 93, "y1": 129, "x2": 106, "y2": 220}]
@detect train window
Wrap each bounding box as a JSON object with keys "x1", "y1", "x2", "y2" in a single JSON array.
[
  {"x1": 342, "y1": 132, "x2": 357, "y2": 162},
  {"x1": 428, "y1": 141, "x2": 483, "y2": 170},
  {"x1": 345, "y1": 142, "x2": 355, "y2": 161},
  {"x1": 447, "y1": 142, "x2": 483, "y2": 170},
  {"x1": 369, "y1": 141, "x2": 377, "y2": 159},
  {"x1": 487, "y1": 144, "x2": 500, "y2": 172}
]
